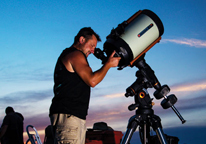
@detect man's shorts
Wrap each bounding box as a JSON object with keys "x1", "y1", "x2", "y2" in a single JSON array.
[{"x1": 50, "y1": 114, "x2": 86, "y2": 144}]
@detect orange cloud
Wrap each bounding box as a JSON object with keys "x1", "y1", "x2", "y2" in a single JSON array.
[
  {"x1": 22, "y1": 80, "x2": 206, "y2": 143},
  {"x1": 23, "y1": 128, "x2": 45, "y2": 143},
  {"x1": 171, "y1": 81, "x2": 206, "y2": 92},
  {"x1": 104, "y1": 93, "x2": 125, "y2": 98}
]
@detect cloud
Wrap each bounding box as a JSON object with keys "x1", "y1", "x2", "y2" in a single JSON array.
[
  {"x1": 0, "y1": 90, "x2": 52, "y2": 104},
  {"x1": 23, "y1": 112, "x2": 51, "y2": 143},
  {"x1": 176, "y1": 95, "x2": 206, "y2": 110},
  {"x1": 5, "y1": 79, "x2": 206, "y2": 143},
  {"x1": 162, "y1": 38, "x2": 206, "y2": 48},
  {"x1": 24, "y1": 113, "x2": 51, "y2": 130},
  {"x1": 87, "y1": 79, "x2": 206, "y2": 131},
  {"x1": 154, "y1": 80, "x2": 206, "y2": 114},
  {"x1": 104, "y1": 93, "x2": 125, "y2": 98},
  {"x1": 22, "y1": 92, "x2": 206, "y2": 142},
  {"x1": 0, "y1": 58, "x2": 53, "y2": 82},
  {"x1": 171, "y1": 81, "x2": 206, "y2": 92}
]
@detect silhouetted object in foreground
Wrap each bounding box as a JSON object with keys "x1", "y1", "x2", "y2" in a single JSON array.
[
  {"x1": 44, "y1": 125, "x2": 54, "y2": 144},
  {"x1": 85, "y1": 122, "x2": 123, "y2": 144},
  {"x1": 26, "y1": 125, "x2": 42, "y2": 144},
  {"x1": 0, "y1": 106, "x2": 24, "y2": 144}
]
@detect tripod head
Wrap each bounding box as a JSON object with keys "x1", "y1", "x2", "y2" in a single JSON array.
[
  {"x1": 125, "y1": 54, "x2": 161, "y2": 97},
  {"x1": 125, "y1": 55, "x2": 186, "y2": 124}
]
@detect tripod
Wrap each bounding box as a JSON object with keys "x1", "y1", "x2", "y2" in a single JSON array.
[
  {"x1": 121, "y1": 82, "x2": 168, "y2": 144},
  {"x1": 120, "y1": 56, "x2": 186, "y2": 144}
]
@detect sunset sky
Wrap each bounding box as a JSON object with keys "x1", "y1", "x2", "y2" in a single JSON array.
[{"x1": 1, "y1": 0, "x2": 206, "y2": 143}]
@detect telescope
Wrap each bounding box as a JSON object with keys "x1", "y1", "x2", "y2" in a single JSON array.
[
  {"x1": 94, "y1": 9, "x2": 164, "y2": 70},
  {"x1": 95, "y1": 9, "x2": 186, "y2": 144}
]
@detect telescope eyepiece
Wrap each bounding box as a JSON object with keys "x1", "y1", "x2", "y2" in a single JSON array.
[{"x1": 94, "y1": 48, "x2": 107, "y2": 64}]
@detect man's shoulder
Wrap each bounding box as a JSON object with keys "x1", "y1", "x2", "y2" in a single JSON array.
[
  {"x1": 60, "y1": 47, "x2": 81, "y2": 58},
  {"x1": 62, "y1": 46, "x2": 77, "y2": 53},
  {"x1": 15, "y1": 112, "x2": 24, "y2": 121},
  {"x1": 64, "y1": 48, "x2": 85, "y2": 60}
]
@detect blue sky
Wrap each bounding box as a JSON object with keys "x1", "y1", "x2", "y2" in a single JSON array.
[{"x1": 1, "y1": 0, "x2": 206, "y2": 143}]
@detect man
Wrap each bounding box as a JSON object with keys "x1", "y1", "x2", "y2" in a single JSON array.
[
  {"x1": 0, "y1": 107, "x2": 24, "y2": 144},
  {"x1": 49, "y1": 27, "x2": 121, "y2": 144}
]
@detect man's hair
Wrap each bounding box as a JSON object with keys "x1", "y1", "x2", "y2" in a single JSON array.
[
  {"x1": 5, "y1": 106, "x2": 14, "y2": 114},
  {"x1": 73, "y1": 27, "x2": 101, "y2": 44}
]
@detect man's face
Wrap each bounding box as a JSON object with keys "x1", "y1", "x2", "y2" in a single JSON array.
[{"x1": 81, "y1": 35, "x2": 97, "y2": 57}]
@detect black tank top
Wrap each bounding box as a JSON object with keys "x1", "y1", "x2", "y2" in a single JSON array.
[{"x1": 49, "y1": 47, "x2": 90, "y2": 120}]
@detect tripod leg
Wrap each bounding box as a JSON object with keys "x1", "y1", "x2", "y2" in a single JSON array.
[
  {"x1": 143, "y1": 124, "x2": 147, "y2": 144},
  {"x1": 150, "y1": 115, "x2": 168, "y2": 144},
  {"x1": 139, "y1": 123, "x2": 151, "y2": 144},
  {"x1": 155, "y1": 127, "x2": 168, "y2": 144},
  {"x1": 121, "y1": 115, "x2": 140, "y2": 144}
]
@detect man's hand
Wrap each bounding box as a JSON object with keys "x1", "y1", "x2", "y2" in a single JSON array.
[{"x1": 106, "y1": 51, "x2": 121, "y2": 67}]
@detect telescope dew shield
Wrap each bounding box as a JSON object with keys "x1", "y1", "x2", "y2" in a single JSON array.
[{"x1": 104, "y1": 9, "x2": 164, "y2": 69}]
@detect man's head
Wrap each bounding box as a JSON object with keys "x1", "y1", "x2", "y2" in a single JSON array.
[
  {"x1": 73, "y1": 27, "x2": 101, "y2": 57},
  {"x1": 5, "y1": 106, "x2": 14, "y2": 115},
  {"x1": 74, "y1": 27, "x2": 101, "y2": 45}
]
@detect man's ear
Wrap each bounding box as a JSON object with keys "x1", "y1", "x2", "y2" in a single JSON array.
[{"x1": 79, "y1": 36, "x2": 86, "y2": 44}]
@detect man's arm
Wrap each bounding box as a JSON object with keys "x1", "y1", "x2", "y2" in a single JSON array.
[
  {"x1": 0, "y1": 125, "x2": 8, "y2": 140},
  {"x1": 63, "y1": 50, "x2": 121, "y2": 87}
]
